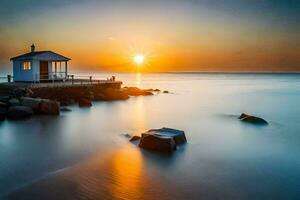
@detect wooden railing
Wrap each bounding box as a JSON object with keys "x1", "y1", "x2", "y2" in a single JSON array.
[{"x1": 0, "y1": 74, "x2": 119, "y2": 87}]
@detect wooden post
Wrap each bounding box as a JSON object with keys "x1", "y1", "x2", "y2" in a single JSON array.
[
  {"x1": 90, "y1": 76, "x2": 92, "y2": 84},
  {"x1": 65, "y1": 61, "x2": 68, "y2": 81},
  {"x1": 71, "y1": 75, "x2": 74, "y2": 85},
  {"x1": 7, "y1": 75, "x2": 11, "y2": 83}
]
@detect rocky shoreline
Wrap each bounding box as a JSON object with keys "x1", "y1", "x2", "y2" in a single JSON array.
[{"x1": 0, "y1": 86, "x2": 161, "y2": 121}]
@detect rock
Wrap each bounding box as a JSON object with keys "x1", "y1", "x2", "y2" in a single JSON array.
[
  {"x1": 60, "y1": 107, "x2": 72, "y2": 112},
  {"x1": 123, "y1": 133, "x2": 131, "y2": 138},
  {"x1": 0, "y1": 101, "x2": 9, "y2": 109},
  {"x1": 130, "y1": 136, "x2": 141, "y2": 142},
  {"x1": 0, "y1": 112, "x2": 5, "y2": 121},
  {"x1": 238, "y1": 113, "x2": 268, "y2": 125},
  {"x1": 146, "y1": 88, "x2": 160, "y2": 92},
  {"x1": 124, "y1": 87, "x2": 153, "y2": 96},
  {"x1": 21, "y1": 97, "x2": 42, "y2": 111},
  {"x1": 94, "y1": 88, "x2": 129, "y2": 101},
  {"x1": 38, "y1": 100, "x2": 60, "y2": 115},
  {"x1": 12, "y1": 88, "x2": 33, "y2": 98},
  {"x1": 139, "y1": 128, "x2": 187, "y2": 153},
  {"x1": 0, "y1": 102, "x2": 9, "y2": 120},
  {"x1": 79, "y1": 98, "x2": 92, "y2": 107},
  {"x1": 0, "y1": 96, "x2": 11, "y2": 103},
  {"x1": 8, "y1": 98, "x2": 20, "y2": 106},
  {"x1": 139, "y1": 134, "x2": 176, "y2": 153},
  {"x1": 7, "y1": 106, "x2": 33, "y2": 120},
  {"x1": 148, "y1": 128, "x2": 187, "y2": 145},
  {"x1": 163, "y1": 90, "x2": 169, "y2": 93}
]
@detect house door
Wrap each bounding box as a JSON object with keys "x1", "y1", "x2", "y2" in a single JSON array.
[{"x1": 40, "y1": 61, "x2": 48, "y2": 81}]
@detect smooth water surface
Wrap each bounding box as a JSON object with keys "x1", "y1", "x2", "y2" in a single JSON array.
[{"x1": 1, "y1": 73, "x2": 300, "y2": 199}]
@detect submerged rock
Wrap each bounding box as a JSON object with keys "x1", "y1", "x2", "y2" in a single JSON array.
[
  {"x1": 239, "y1": 113, "x2": 268, "y2": 125},
  {"x1": 38, "y1": 100, "x2": 60, "y2": 115},
  {"x1": 7, "y1": 106, "x2": 33, "y2": 120},
  {"x1": 163, "y1": 90, "x2": 169, "y2": 93},
  {"x1": 139, "y1": 128, "x2": 187, "y2": 153},
  {"x1": 60, "y1": 107, "x2": 72, "y2": 112}
]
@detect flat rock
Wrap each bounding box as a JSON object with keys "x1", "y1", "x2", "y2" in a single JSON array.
[
  {"x1": 239, "y1": 113, "x2": 268, "y2": 125},
  {"x1": 7, "y1": 106, "x2": 33, "y2": 120},
  {"x1": 139, "y1": 134, "x2": 176, "y2": 153},
  {"x1": 139, "y1": 127, "x2": 187, "y2": 153}
]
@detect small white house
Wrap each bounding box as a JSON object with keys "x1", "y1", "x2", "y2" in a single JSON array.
[{"x1": 10, "y1": 44, "x2": 71, "y2": 82}]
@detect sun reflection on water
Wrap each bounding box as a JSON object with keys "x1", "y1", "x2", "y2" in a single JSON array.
[{"x1": 110, "y1": 146, "x2": 144, "y2": 199}]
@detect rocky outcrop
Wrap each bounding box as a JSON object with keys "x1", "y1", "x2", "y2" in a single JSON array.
[
  {"x1": 123, "y1": 87, "x2": 153, "y2": 96},
  {"x1": 38, "y1": 100, "x2": 60, "y2": 115},
  {"x1": 138, "y1": 128, "x2": 187, "y2": 153},
  {"x1": 7, "y1": 106, "x2": 33, "y2": 120},
  {"x1": 238, "y1": 113, "x2": 268, "y2": 125}
]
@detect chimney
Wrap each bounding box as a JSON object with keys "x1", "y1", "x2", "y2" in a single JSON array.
[{"x1": 31, "y1": 44, "x2": 35, "y2": 52}]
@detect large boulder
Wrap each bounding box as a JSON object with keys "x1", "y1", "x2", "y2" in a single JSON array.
[
  {"x1": 21, "y1": 97, "x2": 42, "y2": 111},
  {"x1": 7, "y1": 106, "x2": 33, "y2": 120},
  {"x1": 139, "y1": 134, "x2": 176, "y2": 153},
  {"x1": 78, "y1": 98, "x2": 92, "y2": 107},
  {"x1": 139, "y1": 128, "x2": 187, "y2": 153},
  {"x1": 38, "y1": 100, "x2": 60, "y2": 115},
  {"x1": 238, "y1": 113, "x2": 268, "y2": 125}
]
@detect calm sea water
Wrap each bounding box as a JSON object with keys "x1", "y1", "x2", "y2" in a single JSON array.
[{"x1": 1, "y1": 73, "x2": 300, "y2": 199}]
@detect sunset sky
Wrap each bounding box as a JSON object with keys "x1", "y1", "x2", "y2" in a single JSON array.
[{"x1": 0, "y1": 0, "x2": 299, "y2": 72}]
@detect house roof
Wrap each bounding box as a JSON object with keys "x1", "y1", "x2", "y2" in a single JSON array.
[{"x1": 10, "y1": 51, "x2": 71, "y2": 61}]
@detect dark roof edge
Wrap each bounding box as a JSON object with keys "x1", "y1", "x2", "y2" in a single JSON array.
[{"x1": 10, "y1": 51, "x2": 71, "y2": 61}]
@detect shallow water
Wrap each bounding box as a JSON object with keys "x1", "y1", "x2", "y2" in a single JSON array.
[{"x1": 1, "y1": 73, "x2": 300, "y2": 199}]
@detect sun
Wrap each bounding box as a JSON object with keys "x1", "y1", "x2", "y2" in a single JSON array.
[{"x1": 133, "y1": 54, "x2": 145, "y2": 65}]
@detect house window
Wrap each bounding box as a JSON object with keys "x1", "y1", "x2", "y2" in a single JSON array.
[{"x1": 22, "y1": 61, "x2": 31, "y2": 71}]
